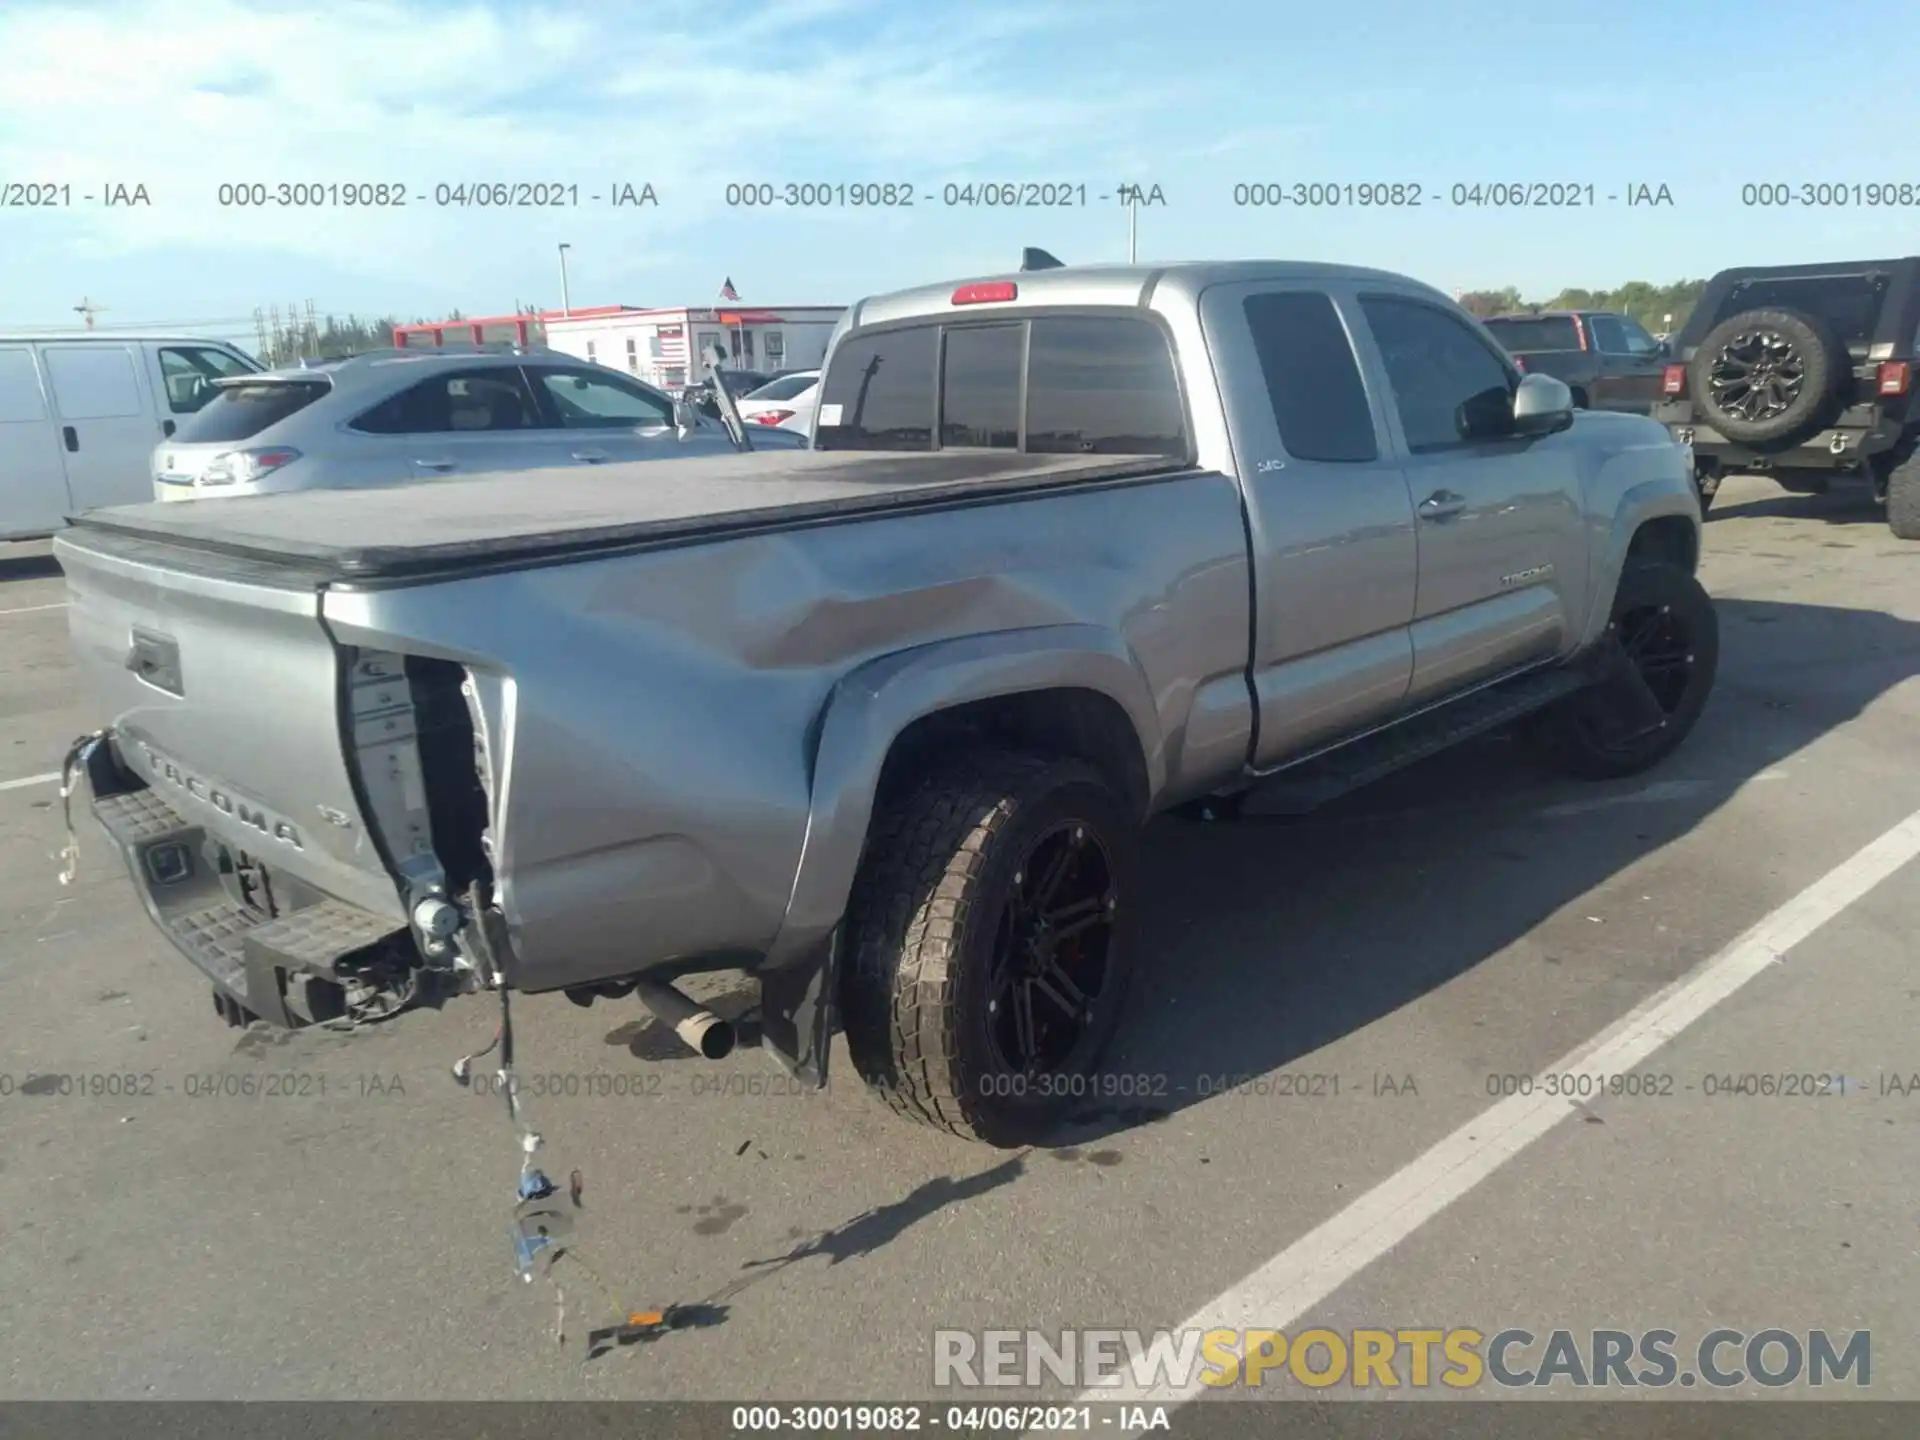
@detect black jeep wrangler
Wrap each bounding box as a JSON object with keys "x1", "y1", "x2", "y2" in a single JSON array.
[{"x1": 1653, "y1": 257, "x2": 1920, "y2": 538}]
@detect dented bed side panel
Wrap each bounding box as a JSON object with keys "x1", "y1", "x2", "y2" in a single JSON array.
[{"x1": 318, "y1": 471, "x2": 1253, "y2": 995}]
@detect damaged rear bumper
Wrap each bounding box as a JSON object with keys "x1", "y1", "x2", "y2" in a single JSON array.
[{"x1": 81, "y1": 738, "x2": 411, "y2": 1028}]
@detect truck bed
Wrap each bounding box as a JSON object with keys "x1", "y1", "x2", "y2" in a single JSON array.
[{"x1": 67, "y1": 450, "x2": 1188, "y2": 583}]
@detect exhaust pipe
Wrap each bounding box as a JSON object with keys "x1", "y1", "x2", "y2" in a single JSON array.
[{"x1": 633, "y1": 979, "x2": 735, "y2": 1059}]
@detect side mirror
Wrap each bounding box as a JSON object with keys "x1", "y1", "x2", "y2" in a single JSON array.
[
  {"x1": 673, "y1": 397, "x2": 699, "y2": 436},
  {"x1": 1511, "y1": 372, "x2": 1575, "y2": 435}
]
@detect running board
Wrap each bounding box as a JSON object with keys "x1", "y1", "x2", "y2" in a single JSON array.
[{"x1": 1237, "y1": 666, "x2": 1590, "y2": 817}]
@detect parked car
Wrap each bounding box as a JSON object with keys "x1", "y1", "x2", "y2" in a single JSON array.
[
  {"x1": 150, "y1": 349, "x2": 802, "y2": 500},
  {"x1": 735, "y1": 370, "x2": 820, "y2": 427},
  {"x1": 774, "y1": 381, "x2": 819, "y2": 435},
  {"x1": 679, "y1": 369, "x2": 774, "y2": 419},
  {"x1": 57, "y1": 258, "x2": 1712, "y2": 1147},
  {"x1": 1651, "y1": 257, "x2": 1920, "y2": 536},
  {"x1": 1480, "y1": 311, "x2": 1670, "y2": 414},
  {"x1": 0, "y1": 333, "x2": 259, "y2": 540}
]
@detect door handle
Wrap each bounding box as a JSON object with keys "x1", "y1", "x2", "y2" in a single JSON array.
[
  {"x1": 412, "y1": 458, "x2": 457, "y2": 471},
  {"x1": 62, "y1": 425, "x2": 78, "y2": 452},
  {"x1": 1418, "y1": 490, "x2": 1467, "y2": 520},
  {"x1": 161, "y1": 419, "x2": 176, "y2": 438},
  {"x1": 570, "y1": 450, "x2": 610, "y2": 464}
]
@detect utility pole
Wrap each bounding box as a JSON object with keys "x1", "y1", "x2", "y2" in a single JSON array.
[
  {"x1": 1127, "y1": 192, "x2": 1138, "y2": 264},
  {"x1": 73, "y1": 296, "x2": 106, "y2": 329},
  {"x1": 253, "y1": 306, "x2": 268, "y2": 358},
  {"x1": 558, "y1": 243, "x2": 573, "y2": 316},
  {"x1": 306, "y1": 298, "x2": 318, "y2": 355}
]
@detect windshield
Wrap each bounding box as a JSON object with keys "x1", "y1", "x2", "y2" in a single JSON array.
[
  {"x1": 746, "y1": 372, "x2": 818, "y2": 401},
  {"x1": 1482, "y1": 316, "x2": 1581, "y2": 351},
  {"x1": 171, "y1": 379, "x2": 331, "y2": 443}
]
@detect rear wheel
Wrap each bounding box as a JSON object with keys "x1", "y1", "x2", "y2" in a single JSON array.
[
  {"x1": 1884, "y1": 446, "x2": 1920, "y2": 541},
  {"x1": 840, "y1": 750, "x2": 1139, "y2": 1145},
  {"x1": 1525, "y1": 562, "x2": 1718, "y2": 780}
]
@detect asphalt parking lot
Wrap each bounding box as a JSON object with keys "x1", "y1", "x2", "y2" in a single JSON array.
[{"x1": 2, "y1": 472, "x2": 1919, "y2": 1422}]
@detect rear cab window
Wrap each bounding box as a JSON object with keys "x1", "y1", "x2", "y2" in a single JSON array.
[
  {"x1": 814, "y1": 312, "x2": 1188, "y2": 458},
  {"x1": 1482, "y1": 315, "x2": 1582, "y2": 352},
  {"x1": 171, "y1": 379, "x2": 331, "y2": 442}
]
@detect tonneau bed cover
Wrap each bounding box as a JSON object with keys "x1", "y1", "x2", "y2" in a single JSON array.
[{"x1": 66, "y1": 450, "x2": 1188, "y2": 582}]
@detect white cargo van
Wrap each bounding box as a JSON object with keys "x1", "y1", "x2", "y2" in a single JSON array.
[{"x1": 0, "y1": 334, "x2": 260, "y2": 541}]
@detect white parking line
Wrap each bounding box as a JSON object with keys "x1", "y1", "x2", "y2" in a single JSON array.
[
  {"x1": 0, "y1": 602, "x2": 66, "y2": 616},
  {"x1": 0, "y1": 772, "x2": 61, "y2": 793},
  {"x1": 1078, "y1": 802, "x2": 1920, "y2": 1409}
]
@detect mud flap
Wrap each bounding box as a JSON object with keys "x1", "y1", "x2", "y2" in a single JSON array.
[
  {"x1": 1576, "y1": 631, "x2": 1668, "y2": 747},
  {"x1": 758, "y1": 929, "x2": 837, "y2": 1088}
]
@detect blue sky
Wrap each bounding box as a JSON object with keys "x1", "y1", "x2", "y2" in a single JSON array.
[{"x1": 1, "y1": 0, "x2": 1915, "y2": 348}]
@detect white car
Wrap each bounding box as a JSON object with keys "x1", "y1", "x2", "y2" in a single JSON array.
[
  {"x1": 772, "y1": 381, "x2": 820, "y2": 436},
  {"x1": 734, "y1": 370, "x2": 819, "y2": 429},
  {"x1": 150, "y1": 348, "x2": 803, "y2": 500}
]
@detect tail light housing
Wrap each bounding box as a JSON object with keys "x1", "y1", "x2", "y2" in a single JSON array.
[
  {"x1": 1512, "y1": 355, "x2": 1528, "y2": 373},
  {"x1": 198, "y1": 447, "x2": 302, "y2": 486},
  {"x1": 752, "y1": 409, "x2": 795, "y2": 425},
  {"x1": 1877, "y1": 361, "x2": 1911, "y2": 397},
  {"x1": 1661, "y1": 364, "x2": 1687, "y2": 397}
]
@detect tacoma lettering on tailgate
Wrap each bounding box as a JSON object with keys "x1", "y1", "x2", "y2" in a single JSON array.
[{"x1": 138, "y1": 742, "x2": 305, "y2": 851}]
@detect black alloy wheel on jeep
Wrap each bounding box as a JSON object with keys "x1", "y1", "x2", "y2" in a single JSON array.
[
  {"x1": 1525, "y1": 561, "x2": 1720, "y2": 781},
  {"x1": 1687, "y1": 307, "x2": 1848, "y2": 447},
  {"x1": 840, "y1": 750, "x2": 1140, "y2": 1146}
]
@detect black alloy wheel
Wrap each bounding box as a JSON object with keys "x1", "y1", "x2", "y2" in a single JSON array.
[
  {"x1": 1707, "y1": 329, "x2": 1805, "y2": 426},
  {"x1": 984, "y1": 821, "x2": 1116, "y2": 1076}
]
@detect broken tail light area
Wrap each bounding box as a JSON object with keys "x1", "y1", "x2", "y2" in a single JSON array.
[
  {"x1": 198, "y1": 447, "x2": 302, "y2": 486},
  {"x1": 1661, "y1": 364, "x2": 1687, "y2": 397},
  {"x1": 1876, "y1": 361, "x2": 1911, "y2": 397},
  {"x1": 952, "y1": 281, "x2": 1018, "y2": 305}
]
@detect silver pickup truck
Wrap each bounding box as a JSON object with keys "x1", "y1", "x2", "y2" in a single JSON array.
[{"x1": 55, "y1": 259, "x2": 1715, "y2": 1147}]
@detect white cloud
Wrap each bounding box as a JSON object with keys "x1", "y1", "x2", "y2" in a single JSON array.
[{"x1": 0, "y1": 0, "x2": 1164, "y2": 283}]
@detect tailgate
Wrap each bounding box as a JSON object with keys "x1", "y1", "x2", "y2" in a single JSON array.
[{"x1": 54, "y1": 527, "x2": 405, "y2": 921}]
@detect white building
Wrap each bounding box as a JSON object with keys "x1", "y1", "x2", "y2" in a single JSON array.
[{"x1": 542, "y1": 304, "x2": 845, "y2": 392}]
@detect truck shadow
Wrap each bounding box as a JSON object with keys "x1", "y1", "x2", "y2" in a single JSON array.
[
  {"x1": 0, "y1": 550, "x2": 61, "y2": 583},
  {"x1": 1707, "y1": 480, "x2": 1889, "y2": 531},
  {"x1": 1053, "y1": 595, "x2": 1920, "y2": 1145}
]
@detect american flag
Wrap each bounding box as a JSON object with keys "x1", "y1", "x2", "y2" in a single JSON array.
[{"x1": 719, "y1": 277, "x2": 740, "y2": 301}]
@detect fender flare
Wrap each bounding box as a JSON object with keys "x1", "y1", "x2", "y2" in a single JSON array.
[
  {"x1": 1576, "y1": 480, "x2": 1703, "y2": 650},
  {"x1": 761, "y1": 624, "x2": 1164, "y2": 969}
]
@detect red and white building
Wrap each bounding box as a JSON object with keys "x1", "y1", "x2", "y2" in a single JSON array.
[{"x1": 541, "y1": 305, "x2": 845, "y2": 392}]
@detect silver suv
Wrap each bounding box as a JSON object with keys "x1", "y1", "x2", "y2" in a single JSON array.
[{"x1": 151, "y1": 348, "x2": 801, "y2": 500}]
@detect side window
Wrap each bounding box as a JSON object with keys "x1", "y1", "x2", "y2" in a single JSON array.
[
  {"x1": 0, "y1": 347, "x2": 47, "y2": 423},
  {"x1": 940, "y1": 324, "x2": 1022, "y2": 448},
  {"x1": 351, "y1": 369, "x2": 541, "y2": 434},
  {"x1": 157, "y1": 346, "x2": 254, "y2": 414},
  {"x1": 1620, "y1": 318, "x2": 1660, "y2": 355},
  {"x1": 1360, "y1": 297, "x2": 1516, "y2": 452},
  {"x1": 1025, "y1": 316, "x2": 1185, "y2": 457},
  {"x1": 531, "y1": 368, "x2": 673, "y2": 428},
  {"x1": 41, "y1": 346, "x2": 144, "y2": 419},
  {"x1": 815, "y1": 325, "x2": 937, "y2": 450},
  {"x1": 1242, "y1": 291, "x2": 1378, "y2": 462},
  {"x1": 1587, "y1": 315, "x2": 1629, "y2": 353}
]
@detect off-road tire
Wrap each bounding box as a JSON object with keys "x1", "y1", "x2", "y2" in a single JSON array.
[
  {"x1": 840, "y1": 750, "x2": 1140, "y2": 1146},
  {"x1": 1688, "y1": 307, "x2": 1847, "y2": 447},
  {"x1": 1885, "y1": 446, "x2": 1920, "y2": 540},
  {"x1": 1525, "y1": 561, "x2": 1719, "y2": 780}
]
